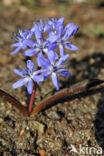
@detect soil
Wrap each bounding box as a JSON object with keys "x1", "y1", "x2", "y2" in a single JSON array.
[{"x1": 0, "y1": 1, "x2": 104, "y2": 155}]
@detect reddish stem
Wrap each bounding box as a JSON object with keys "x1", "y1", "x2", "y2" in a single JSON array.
[
  {"x1": 28, "y1": 89, "x2": 35, "y2": 113},
  {"x1": 28, "y1": 82, "x2": 37, "y2": 114},
  {"x1": 28, "y1": 65, "x2": 42, "y2": 114}
]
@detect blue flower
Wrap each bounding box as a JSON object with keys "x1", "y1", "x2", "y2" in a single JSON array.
[
  {"x1": 12, "y1": 60, "x2": 44, "y2": 94},
  {"x1": 36, "y1": 19, "x2": 51, "y2": 33},
  {"x1": 23, "y1": 24, "x2": 44, "y2": 56},
  {"x1": 27, "y1": 19, "x2": 51, "y2": 39},
  {"x1": 11, "y1": 28, "x2": 34, "y2": 55},
  {"x1": 48, "y1": 17, "x2": 64, "y2": 31},
  {"x1": 48, "y1": 23, "x2": 79, "y2": 57},
  {"x1": 23, "y1": 24, "x2": 58, "y2": 61},
  {"x1": 37, "y1": 53, "x2": 70, "y2": 90}
]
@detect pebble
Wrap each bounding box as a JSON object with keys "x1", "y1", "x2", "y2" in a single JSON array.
[
  {"x1": 21, "y1": 101, "x2": 26, "y2": 107},
  {"x1": 0, "y1": 118, "x2": 4, "y2": 123},
  {"x1": 47, "y1": 111, "x2": 61, "y2": 120},
  {"x1": 29, "y1": 121, "x2": 45, "y2": 135},
  {"x1": 6, "y1": 102, "x2": 12, "y2": 110}
]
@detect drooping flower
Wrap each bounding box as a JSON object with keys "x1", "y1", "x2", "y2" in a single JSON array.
[
  {"x1": 48, "y1": 23, "x2": 79, "y2": 57},
  {"x1": 12, "y1": 60, "x2": 44, "y2": 94},
  {"x1": 37, "y1": 53, "x2": 70, "y2": 90},
  {"x1": 10, "y1": 28, "x2": 34, "y2": 55}
]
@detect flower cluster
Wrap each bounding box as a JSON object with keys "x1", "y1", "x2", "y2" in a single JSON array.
[{"x1": 11, "y1": 17, "x2": 79, "y2": 94}]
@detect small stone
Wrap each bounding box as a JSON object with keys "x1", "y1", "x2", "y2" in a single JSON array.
[
  {"x1": 47, "y1": 129, "x2": 56, "y2": 135},
  {"x1": 26, "y1": 132, "x2": 31, "y2": 138},
  {"x1": 21, "y1": 101, "x2": 26, "y2": 107},
  {"x1": 0, "y1": 118, "x2": 4, "y2": 123},
  {"x1": 0, "y1": 138, "x2": 7, "y2": 146},
  {"x1": 19, "y1": 129, "x2": 25, "y2": 136},
  {"x1": 39, "y1": 150, "x2": 46, "y2": 156},
  {"x1": 47, "y1": 111, "x2": 60, "y2": 120},
  {"x1": 31, "y1": 121, "x2": 45, "y2": 135},
  {"x1": 90, "y1": 58, "x2": 95, "y2": 64},
  {"x1": 6, "y1": 102, "x2": 12, "y2": 110}
]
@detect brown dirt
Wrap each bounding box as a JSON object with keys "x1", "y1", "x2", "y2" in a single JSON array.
[{"x1": 0, "y1": 1, "x2": 104, "y2": 155}]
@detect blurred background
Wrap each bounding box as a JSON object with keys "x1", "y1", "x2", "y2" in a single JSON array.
[{"x1": 0, "y1": 0, "x2": 104, "y2": 155}]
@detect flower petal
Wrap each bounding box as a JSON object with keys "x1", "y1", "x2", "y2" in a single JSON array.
[
  {"x1": 34, "y1": 69, "x2": 48, "y2": 75},
  {"x1": 37, "y1": 53, "x2": 50, "y2": 68},
  {"x1": 23, "y1": 49, "x2": 37, "y2": 56},
  {"x1": 57, "y1": 25, "x2": 63, "y2": 37},
  {"x1": 59, "y1": 44, "x2": 64, "y2": 57},
  {"x1": 57, "y1": 17, "x2": 64, "y2": 26},
  {"x1": 64, "y1": 23, "x2": 79, "y2": 38},
  {"x1": 31, "y1": 25, "x2": 36, "y2": 33},
  {"x1": 62, "y1": 32, "x2": 69, "y2": 41},
  {"x1": 48, "y1": 31, "x2": 58, "y2": 43},
  {"x1": 27, "y1": 60, "x2": 35, "y2": 73},
  {"x1": 27, "y1": 32, "x2": 34, "y2": 39},
  {"x1": 33, "y1": 75, "x2": 44, "y2": 83},
  {"x1": 34, "y1": 24, "x2": 42, "y2": 43},
  {"x1": 52, "y1": 72, "x2": 59, "y2": 90},
  {"x1": 10, "y1": 47, "x2": 21, "y2": 55},
  {"x1": 37, "y1": 18, "x2": 44, "y2": 32},
  {"x1": 13, "y1": 69, "x2": 26, "y2": 77},
  {"x1": 12, "y1": 78, "x2": 27, "y2": 89},
  {"x1": 42, "y1": 72, "x2": 51, "y2": 79},
  {"x1": 57, "y1": 68, "x2": 71, "y2": 76},
  {"x1": 64, "y1": 43, "x2": 79, "y2": 51},
  {"x1": 44, "y1": 22, "x2": 51, "y2": 32},
  {"x1": 47, "y1": 50, "x2": 57, "y2": 65},
  {"x1": 64, "y1": 23, "x2": 74, "y2": 31},
  {"x1": 27, "y1": 79, "x2": 33, "y2": 94},
  {"x1": 24, "y1": 40, "x2": 35, "y2": 47},
  {"x1": 11, "y1": 43, "x2": 20, "y2": 47},
  {"x1": 49, "y1": 43, "x2": 57, "y2": 50},
  {"x1": 56, "y1": 54, "x2": 69, "y2": 67}
]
